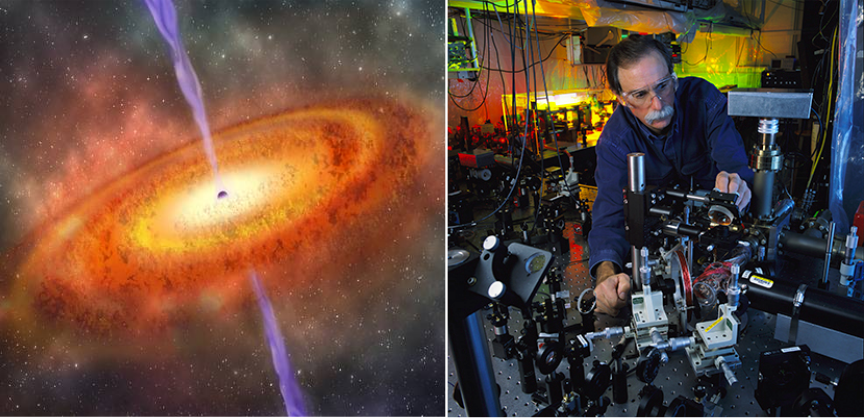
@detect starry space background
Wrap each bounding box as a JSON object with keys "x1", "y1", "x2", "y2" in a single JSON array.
[{"x1": 0, "y1": 0, "x2": 444, "y2": 415}]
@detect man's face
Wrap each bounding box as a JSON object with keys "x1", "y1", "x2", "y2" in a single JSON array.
[{"x1": 617, "y1": 51, "x2": 676, "y2": 134}]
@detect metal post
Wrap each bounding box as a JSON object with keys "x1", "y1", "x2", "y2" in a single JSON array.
[
  {"x1": 752, "y1": 118, "x2": 782, "y2": 219},
  {"x1": 820, "y1": 222, "x2": 836, "y2": 290},
  {"x1": 449, "y1": 311, "x2": 503, "y2": 416},
  {"x1": 628, "y1": 153, "x2": 645, "y2": 287},
  {"x1": 628, "y1": 153, "x2": 645, "y2": 194}
]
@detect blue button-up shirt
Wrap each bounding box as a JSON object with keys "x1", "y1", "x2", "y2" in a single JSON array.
[{"x1": 587, "y1": 77, "x2": 754, "y2": 278}]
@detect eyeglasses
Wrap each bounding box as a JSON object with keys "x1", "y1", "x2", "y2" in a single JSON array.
[{"x1": 619, "y1": 73, "x2": 677, "y2": 108}]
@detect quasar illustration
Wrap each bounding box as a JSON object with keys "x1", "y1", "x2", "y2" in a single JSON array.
[{"x1": 0, "y1": 0, "x2": 444, "y2": 415}]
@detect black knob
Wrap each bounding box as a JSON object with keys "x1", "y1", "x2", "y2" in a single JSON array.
[{"x1": 693, "y1": 385, "x2": 707, "y2": 399}]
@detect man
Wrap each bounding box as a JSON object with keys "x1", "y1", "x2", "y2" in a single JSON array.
[{"x1": 588, "y1": 35, "x2": 754, "y2": 316}]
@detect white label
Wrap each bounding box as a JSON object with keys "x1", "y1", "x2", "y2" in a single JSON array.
[
  {"x1": 743, "y1": 270, "x2": 752, "y2": 279},
  {"x1": 781, "y1": 346, "x2": 801, "y2": 353},
  {"x1": 749, "y1": 274, "x2": 774, "y2": 289},
  {"x1": 556, "y1": 290, "x2": 570, "y2": 299}
]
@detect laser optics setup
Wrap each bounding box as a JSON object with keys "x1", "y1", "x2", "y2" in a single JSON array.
[{"x1": 448, "y1": 89, "x2": 864, "y2": 417}]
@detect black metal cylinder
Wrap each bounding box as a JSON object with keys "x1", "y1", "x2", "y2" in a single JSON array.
[
  {"x1": 518, "y1": 351, "x2": 538, "y2": 394},
  {"x1": 649, "y1": 206, "x2": 673, "y2": 217},
  {"x1": 677, "y1": 224, "x2": 704, "y2": 239},
  {"x1": 780, "y1": 231, "x2": 828, "y2": 258},
  {"x1": 449, "y1": 312, "x2": 503, "y2": 416},
  {"x1": 612, "y1": 362, "x2": 629, "y2": 404},
  {"x1": 779, "y1": 231, "x2": 862, "y2": 261},
  {"x1": 743, "y1": 270, "x2": 864, "y2": 337},
  {"x1": 546, "y1": 373, "x2": 564, "y2": 407},
  {"x1": 569, "y1": 355, "x2": 585, "y2": 391},
  {"x1": 753, "y1": 170, "x2": 775, "y2": 219}
]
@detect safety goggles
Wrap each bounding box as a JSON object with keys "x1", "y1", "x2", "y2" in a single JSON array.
[{"x1": 619, "y1": 73, "x2": 677, "y2": 108}]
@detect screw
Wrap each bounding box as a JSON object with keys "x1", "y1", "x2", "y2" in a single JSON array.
[{"x1": 468, "y1": 277, "x2": 477, "y2": 286}]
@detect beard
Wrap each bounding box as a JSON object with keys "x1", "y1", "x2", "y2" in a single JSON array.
[{"x1": 645, "y1": 104, "x2": 674, "y2": 125}]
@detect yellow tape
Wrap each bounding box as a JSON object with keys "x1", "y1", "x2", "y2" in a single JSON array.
[{"x1": 705, "y1": 316, "x2": 724, "y2": 332}]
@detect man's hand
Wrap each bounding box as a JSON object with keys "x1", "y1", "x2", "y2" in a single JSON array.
[
  {"x1": 715, "y1": 171, "x2": 751, "y2": 211},
  {"x1": 594, "y1": 261, "x2": 631, "y2": 316}
]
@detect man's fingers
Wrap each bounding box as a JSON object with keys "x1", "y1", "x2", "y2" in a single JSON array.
[
  {"x1": 715, "y1": 171, "x2": 730, "y2": 192},
  {"x1": 737, "y1": 183, "x2": 752, "y2": 210},
  {"x1": 727, "y1": 173, "x2": 741, "y2": 195},
  {"x1": 594, "y1": 274, "x2": 632, "y2": 316},
  {"x1": 616, "y1": 275, "x2": 631, "y2": 301},
  {"x1": 715, "y1": 171, "x2": 743, "y2": 195}
]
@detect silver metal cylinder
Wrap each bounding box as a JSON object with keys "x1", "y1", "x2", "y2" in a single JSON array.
[
  {"x1": 631, "y1": 245, "x2": 642, "y2": 291},
  {"x1": 845, "y1": 227, "x2": 859, "y2": 265},
  {"x1": 650, "y1": 328, "x2": 663, "y2": 346},
  {"x1": 773, "y1": 198, "x2": 795, "y2": 221},
  {"x1": 751, "y1": 118, "x2": 782, "y2": 220},
  {"x1": 821, "y1": 222, "x2": 836, "y2": 290},
  {"x1": 687, "y1": 240, "x2": 694, "y2": 275},
  {"x1": 716, "y1": 357, "x2": 738, "y2": 386},
  {"x1": 627, "y1": 153, "x2": 645, "y2": 194},
  {"x1": 758, "y1": 118, "x2": 779, "y2": 148},
  {"x1": 628, "y1": 153, "x2": 646, "y2": 289},
  {"x1": 640, "y1": 247, "x2": 651, "y2": 287},
  {"x1": 668, "y1": 337, "x2": 693, "y2": 352},
  {"x1": 727, "y1": 264, "x2": 741, "y2": 309},
  {"x1": 586, "y1": 326, "x2": 625, "y2": 341}
]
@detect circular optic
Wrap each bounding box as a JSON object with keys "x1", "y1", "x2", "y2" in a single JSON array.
[
  {"x1": 525, "y1": 252, "x2": 546, "y2": 274},
  {"x1": 488, "y1": 281, "x2": 506, "y2": 300},
  {"x1": 483, "y1": 236, "x2": 500, "y2": 252}
]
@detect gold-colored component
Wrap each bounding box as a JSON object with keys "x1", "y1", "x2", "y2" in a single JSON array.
[{"x1": 708, "y1": 205, "x2": 735, "y2": 226}]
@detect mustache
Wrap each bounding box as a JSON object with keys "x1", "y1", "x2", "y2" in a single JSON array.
[{"x1": 645, "y1": 105, "x2": 674, "y2": 124}]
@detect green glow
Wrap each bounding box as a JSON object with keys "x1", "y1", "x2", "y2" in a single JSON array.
[
  {"x1": 676, "y1": 66, "x2": 765, "y2": 91},
  {"x1": 675, "y1": 31, "x2": 767, "y2": 90}
]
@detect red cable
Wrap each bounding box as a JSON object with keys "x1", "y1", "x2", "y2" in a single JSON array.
[{"x1": 676, "y1": 250, "x2": 693, "y2": 307}]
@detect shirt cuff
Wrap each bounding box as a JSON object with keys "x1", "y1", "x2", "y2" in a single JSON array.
[{"x1": 588, "y1": 248, "x2": 624, "y2": 282}]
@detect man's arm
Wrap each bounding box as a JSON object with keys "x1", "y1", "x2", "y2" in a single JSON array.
[
  {"x1": 703, "y1": 83, "x2": 754, "y2": 210},
  {"x1": 587, "y1": 135, "x2": 630, "y2": 281},
  {"x1": 587, "y1": 127, "x2": 634, "y2": 315},
  {"x1": 595, "y1": 260, "x2": 620, "y2": 284}
]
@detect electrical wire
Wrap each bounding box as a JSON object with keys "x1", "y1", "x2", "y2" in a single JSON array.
[
  {"x1": 811, "y1": 0, "x2": 837, "y2": 47},
  {"x1": 684, "y1": 28, "x2": 711, "y2": 66},
  {"x1": 527, "y1": 7, "x2": 546, "y2": 233},
  {"x1": 449, "y1": 0, "x2": 533, "y2": 231},
  {"x1": 806, "y1": 26, "x2": 837, "y2": 192},
  {"x1": 448, "y1": 9, "x2": 493, "y2": 113},
  {"x1": 491, "y1": 27, "x2": 516, "y2": 131},
  {"x1": 754, "y1": 30, "x2": 778, "y2": 60},
  {"x1": 530, "y1": 0, "x2": 582, "y2": 212},
  {"x1": 809, "y1": 106, "x2": 824, "y2": 159},
  {"x1": 480, "y1": 35, "x2": 569, "y2": 73},
  {"x1": 765, "y1": 0, "x2": 805, "y2": 10},
  {"x1": 486, "y1": 1, "x2": 520, "y2": 50}
]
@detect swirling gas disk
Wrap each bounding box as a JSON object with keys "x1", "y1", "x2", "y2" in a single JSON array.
[{"x1": 7, "y1": 98, "x2": 435, "y2": 340}]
